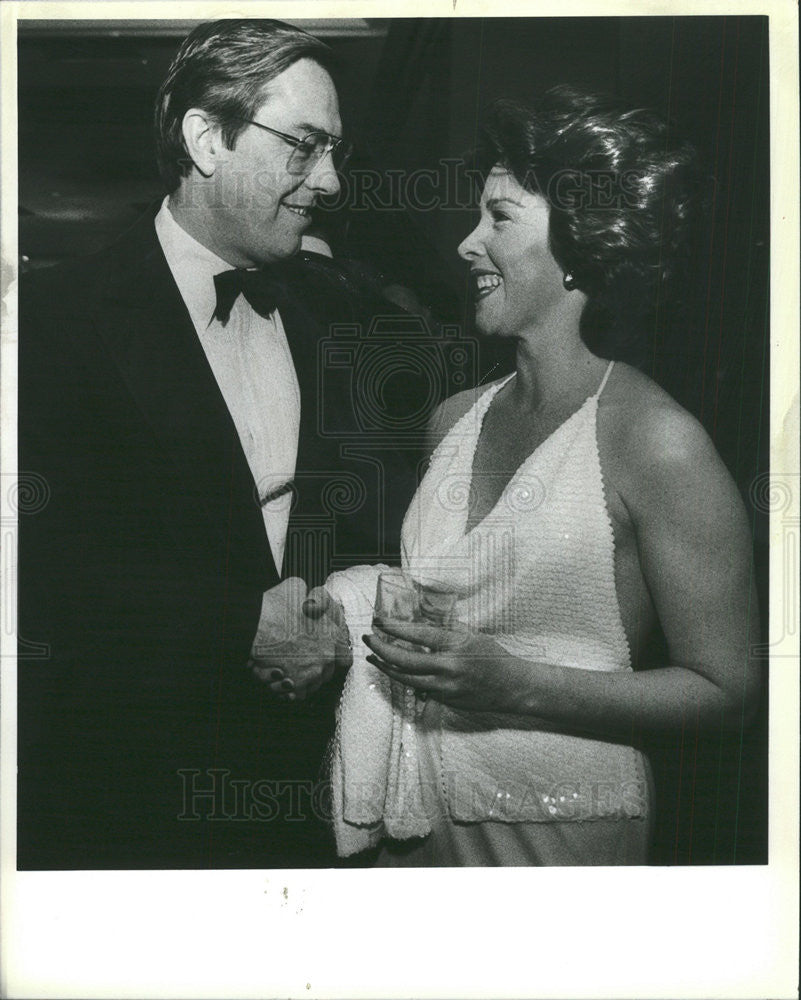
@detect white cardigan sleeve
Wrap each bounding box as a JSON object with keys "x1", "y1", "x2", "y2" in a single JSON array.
[{"x1": 326, "y1": 565, "x2": 432, "y2": 857}]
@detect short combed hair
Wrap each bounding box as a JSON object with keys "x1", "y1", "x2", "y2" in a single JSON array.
[
  {"x1": 476, "y1": 86, "x2": 707, "y2": 358},
  {"x1": 155, "y1": 19, "x2": 336, "y2": 193}
]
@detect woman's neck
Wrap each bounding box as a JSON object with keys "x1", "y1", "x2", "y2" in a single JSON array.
[{"x1": 510, "y1": 326, "x2": 607, "y2": 414}]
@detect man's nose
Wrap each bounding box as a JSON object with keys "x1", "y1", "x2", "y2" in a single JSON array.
[{"x1": 306, "y1": 152, "x2": 341, "y2": 197}]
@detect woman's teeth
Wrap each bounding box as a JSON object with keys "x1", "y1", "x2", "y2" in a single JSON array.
[
  {"x1": 475, "y1": 274, "x2": 502, "y2": 299},
  {"x1": 284, "y1": 204, "x2": 310, "y2": 218}
]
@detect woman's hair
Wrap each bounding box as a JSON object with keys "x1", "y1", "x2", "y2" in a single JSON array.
[
  {"x1": 154, "y1": 19, "x2": 336, "y2": 193},
  {"x1": 476, "y1": 86, "x2": 707, "y2": 358}
]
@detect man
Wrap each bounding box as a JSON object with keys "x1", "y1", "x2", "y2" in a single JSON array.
[{"x1": 18, "y1": 19, "x2": 419, "y2": 869}]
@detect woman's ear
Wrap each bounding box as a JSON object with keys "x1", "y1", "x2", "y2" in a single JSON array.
[{"x1": 181, "y1": 108, "x2": 226, "y2": 177}]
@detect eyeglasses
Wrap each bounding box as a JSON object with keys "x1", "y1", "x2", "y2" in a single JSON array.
[{"x1": 234, "y1": 118, "x2": 352, "y2": 175}]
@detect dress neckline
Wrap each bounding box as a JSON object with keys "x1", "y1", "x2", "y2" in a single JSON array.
[{"x1": 462, "y1": 360, "x2": 615, "y2": 538}]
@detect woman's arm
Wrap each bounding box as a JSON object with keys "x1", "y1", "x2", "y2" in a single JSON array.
[
  {"x1": 610, "y1": 403, "x2": 761, "y2": 730},
  {"x1": 365, "y1": 404, "x2": 761, "y2": 737}
]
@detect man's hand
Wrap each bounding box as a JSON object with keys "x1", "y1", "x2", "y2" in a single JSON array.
[{"x1": 249, "y1": 579, "x2": 351, "y2": 701}]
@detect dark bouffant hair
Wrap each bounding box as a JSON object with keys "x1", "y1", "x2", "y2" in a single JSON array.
[
  {"x1": 155, "y1": 19, "x2": 336, "y2": 193},
  {"x1": 476, "y1": 86, "x2": 707, "y2": 359}
]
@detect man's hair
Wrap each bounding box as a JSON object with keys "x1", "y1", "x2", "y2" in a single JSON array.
[
  {"x1": 154, "y1": 18, "x2": 336, "y2": 193},
  {"x1": 476, "y1": 86, "x2": 707, "y2": 358}
]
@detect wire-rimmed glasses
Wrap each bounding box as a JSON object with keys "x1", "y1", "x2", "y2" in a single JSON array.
[{"x1": 234, "y1": 118, "x2": 352, "y2": 175}]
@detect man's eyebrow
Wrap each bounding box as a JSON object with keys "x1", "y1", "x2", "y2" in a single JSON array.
[{"x1": 294, "y1": 120, "x2": 340, "y2": 137}]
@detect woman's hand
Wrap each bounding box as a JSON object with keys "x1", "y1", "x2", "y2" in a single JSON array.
[{"x1": 362, "y1": 620, "x2": 526, "y2": 713}]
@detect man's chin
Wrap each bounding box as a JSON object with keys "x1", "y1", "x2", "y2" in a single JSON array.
[{"x1": 258, "y1": 236, "x2": 302, "y2": 265}]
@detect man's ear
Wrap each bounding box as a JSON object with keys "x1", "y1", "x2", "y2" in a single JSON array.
[{"x1": 181, "y1": 108, "x2": 228, "y2": 177}]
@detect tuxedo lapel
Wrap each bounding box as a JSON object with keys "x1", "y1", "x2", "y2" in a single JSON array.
[
  {"x1": 275, "y1": 289, "x2": 329, "y2": 483},
  {"x1": 275, "y1": 257, "x2": 372, "y2": 484},
  {"x1": 95, "y1": 217, "x2": 276, "y2": 588}
]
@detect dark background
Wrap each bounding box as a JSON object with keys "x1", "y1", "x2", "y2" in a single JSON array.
[{"x1": 18, "y1": 15, "x2": 770, "y2": 865}]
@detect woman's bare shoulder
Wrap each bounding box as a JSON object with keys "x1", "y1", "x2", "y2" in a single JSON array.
[
  {"x1": 599, "y1": 363, "x2": 739, "y2": 508},
  {"x1": 425, "y1": 377, "x2": 507, "y2": 456},
  {"x1": 601, "y1": 362, "x2": 702, "y2": 442}
]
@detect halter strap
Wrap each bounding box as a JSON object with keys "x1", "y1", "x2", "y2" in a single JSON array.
[{"x1": 594, "y1": 360, "x2": 615, "y2": 399}]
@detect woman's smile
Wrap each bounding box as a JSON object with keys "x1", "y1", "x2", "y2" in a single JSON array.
[
  {"x1": 472, "y1": 270, "x2": 503, "y2": 301},
  {"x1": 458, "y1": 167, "x2": 571, "y2": 337}
]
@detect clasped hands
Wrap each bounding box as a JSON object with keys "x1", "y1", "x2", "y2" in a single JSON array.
[
  {"x1": 250, "y1": 578, "x2": 519, "y2": 711},
  {"x1": 249, "y1": 577, "x2": 351, "y2": 701}
]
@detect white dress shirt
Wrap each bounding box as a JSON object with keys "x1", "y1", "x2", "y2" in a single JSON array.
[{"x1": 155, "y1": 198, "x2": 300, "y2": 574}]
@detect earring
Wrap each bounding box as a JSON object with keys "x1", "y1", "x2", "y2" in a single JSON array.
[{"x1": 562, "y1": 272, "x2": 576, "y2": 291}]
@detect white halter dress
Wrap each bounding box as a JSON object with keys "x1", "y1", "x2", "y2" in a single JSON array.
[{"x1": 328, "y1": 361, "x2": 653, "y2": 865}]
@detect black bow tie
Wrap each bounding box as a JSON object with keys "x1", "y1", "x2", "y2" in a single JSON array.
[{"x1": 213, "y1": 267, "x2": 286, "y2": 325}]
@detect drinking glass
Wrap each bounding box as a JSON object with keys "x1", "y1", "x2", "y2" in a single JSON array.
[{"x1": 373, "y1": 569, "x2": 458, "y2": 648}]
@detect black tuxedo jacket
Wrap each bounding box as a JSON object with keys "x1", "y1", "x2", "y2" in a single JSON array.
[{"x1": 18, "y1": 213, "x2": 427, "y2": 869}]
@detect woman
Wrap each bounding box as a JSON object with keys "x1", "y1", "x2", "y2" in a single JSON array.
[{"x1": 320, "y1": 87, "x2": 760, "y2": 866}]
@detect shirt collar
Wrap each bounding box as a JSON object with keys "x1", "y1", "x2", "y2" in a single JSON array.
[{"x1": 154, "y1": 196, "x2": 236, "y2": 332}]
